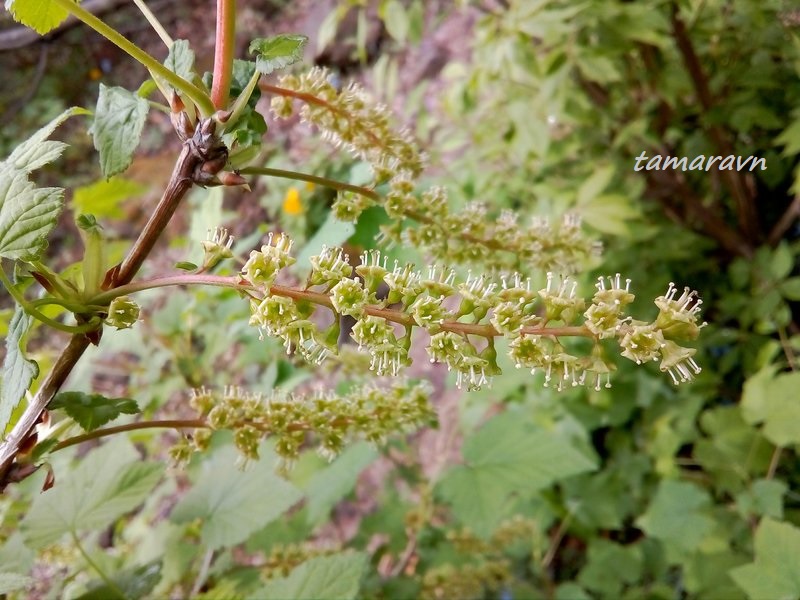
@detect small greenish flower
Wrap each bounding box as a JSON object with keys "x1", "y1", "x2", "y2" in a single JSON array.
[
  {"x1": 458, "y1": 271, "x2": 498, "y2": 320},
  {"x1": 249, "y1": 296, "x2": 297, "y2": 338},
  {"x1": 428, "y1": 331, "x2": 469, "y2": 371},
  {"x1": 410, "y1": 294, "x2": 449, "y2": 329},
  {"x1": 351, "y1": 316, "x2": 395, "y2": 349},
  {"x1": 420, "y1": 264, "x2": 457, "y2": 298},
  {"x1": 491, "y1": 301, "x2": 528, "y2": 336},
  {"x1": 618, "y1": 321, "x2": 665, "y2": 365},
  {"x1": 654, "y1": 282, "x2": 706, "y2": 340},
  {"x1": 593, "y1": 273, "x2": 635, "y2": 307},
  {"x1": 384, "y1": 262, "x2": 423, "y2": 306},
  {"x1": 234, "y1": 425, "x2": 261, "y2": 460},
  {"x1": 455, "y1": 354, "x2": 492, "y2": 391},
  {"x1": 659, "y1": 340, "x2": 702, "y2": 384},
  {"x1": 385, "y1": 190, "x2": 414, "y2": 219},
  {"x1": 368, "y1": 340, "x2": 410, "y2": 376},
  {"x1": 191, "y1": 428, "x2": 212, "y2": 452},
  {"x1": 330, "y1": 277, "x2": 367, "y2": 317},
  {"x1": 242, "y1": 232, "x2": 296, "y2": 289},
  {"x1": 508, "y1": 335, "x2": 550, "y2": 372},
  {"x1": 189, "y1": 386, "x2": 215, "y2": 414},
  {"x1": 332, "y1": 190, "x2": 375, "y2": 222},
  {"x1": 309, "y1": 245, "x2": 353, "y2": 287},
  {"x1": 201, "y1": 226, "x2": 234, "y2": 270},
  {"x1": 538, "y1": 272, "x2": 585, "y2": 323},
  {"x1": 105, "y1": 296, "x2": 140, "y2": 330},
  {"x1": 356, "y1": 249, "x2": 389, "y2": 296}
]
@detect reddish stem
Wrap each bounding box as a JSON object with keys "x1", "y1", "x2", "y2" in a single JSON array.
[{"x1": 211, "y1": 0, "x2": 236, "y2": 109}]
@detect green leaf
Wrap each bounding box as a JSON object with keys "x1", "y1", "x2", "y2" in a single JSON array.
[
  {"x1": 304, "y1": 442, "x2": 378, "y2": 526},
  {"x1": 0, "y1": 572, "x2": 33, "y2": 595},
  {"x1": 89, "y1": 84, "x2": 149, "y2": 179},
  {"x1": 252, "y1": 553, "x2": 367, "y2": 600},
  {"x1": 779, "y1": 277, "x2": 800, "y2": 300},
  {"x1": 5, "y1": 0, "x2": 72, "y2": 35},
  {"x1": 49, "y1": 391, "x2": 140, "y2": 432},
  {"x1": 0, "y1": 168, "x2": 63, "y2": 261},
  {"x1": 381, "y1": 1, "x2": 409, "y2": 43},
  {"x1": 736, "y1": 479, "x2": 787, "y2": 520},
  {"x1": 635, "y1": 480, "x2": 714, "y2": 561},
  {"x1": 578, "y1": 193, "x2": 639, "y2": 236},
  {"x1": 436, "y1": 411, "x2": 596, "y2": 536},
  {"x1": 170, "y1": 446, "x2": 303, "y2": 550},
  {"x1": 730, "y1": 518, "x2": 800, "y2": 600},
  {"x1": 0, "y1": 108, "x2": 85, "y2": 261},
  {"x1": 4, "y1": 107, "x2": 87, "y2": 173},
  {"x1": 21, "y1": 437, "x2": 163, "y2": 547},
  {"x1": 576, "y1": 165, "x2": 615, "y2": 205},
  {"x1": 71, "y1": 176, "x2": 146, "y2": 220},
  {"x1": 77, "y1": 561, "x2": 161, "y2": 600},
  {"x1": 578, "y1": 539, "x2": 643, "y2": 597},
  {"x1": 164, "y1": 39, "x2": 195, "y2": 81},
  {"x1": 175, "y1": 261, "x2": 198, "y2": 271},
  {"x1": 742, "y1": 370, "x2": 800, "y2": 446},
  {"x1": 249, "y1": 35, "x2": 308, "y2": 75},
  {"x1": 0, "y1": 305, "x2": 38, "y2": 437},
  {"x1": 776, "y1": 117, "x2": 800, "y2": 156},
  {"x1": 770, "y1": 242, "x2": 794, "y2": 280}
]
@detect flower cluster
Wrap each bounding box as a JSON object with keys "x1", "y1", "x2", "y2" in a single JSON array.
[
  {"x1": 271, "y1": 67, "x2": 424, "y2": 182},
  {"x1": 241, "y1": 236, "x2": 706, "y2": 391},
  {"x1": 171, "y1": 380, "x2": 436, "y2": 466},
  {"x1": 420, "y1": 560, "x2": 511, "y2": 600},
  {"x1": 269, "y1": 69, "x2": 599, "y2": 275}
]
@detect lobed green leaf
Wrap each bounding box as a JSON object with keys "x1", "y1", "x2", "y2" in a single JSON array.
[
  {"x1": 249, "y1": 34, "x2": 308, "y2": 75},
  {"x1": 49, "y1": 391, "x2": 140, "y2": 432},
  {"x1": 5, "y1": 0, "x2": 73, "y2": 35},
  {"x1": 89, "y1": 84, "x2": 149, "y2": 179},
  {"x1": 170, "y1": 446, "x2": 303, "y2": 550},
  {"x1": 252, "y1": 553, "x2": 367, "y2": 600},
  {"x1": 21, "y1": 437, "x2": 162, "y2": 547},
  {"x1": 0, "y1": 306, "x2": 38, "y2": 437}
]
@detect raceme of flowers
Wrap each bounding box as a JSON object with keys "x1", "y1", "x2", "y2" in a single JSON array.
[
  {"x1": 269, "y1": 68, "x2": 600, "y2": 274},
  {"x1": 239, "y1": 232, "x2": 706, "y2": 392},
  {"x1": 171, "y1": 379, "x2": 436, "y2": 465}
]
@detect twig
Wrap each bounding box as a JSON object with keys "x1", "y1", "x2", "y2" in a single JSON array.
[
  {"x1": 190, "y1": 549, "x2": 215, "y2": 597},
  {"x1": 768, "y1": 194, "x2": 800, "y2": 246},
  {"x1": 0, "y1": 136, "x2": 205, "y2": 487},
  {"x1": 71, "y1": 531, "x2": 127, "y2": 599},
  {"x1": 52, "y1": 419, "x2": 208, "y2": 453},
  {"x1": 669, "y1": 4, "x2": 759, "y2": 243}
]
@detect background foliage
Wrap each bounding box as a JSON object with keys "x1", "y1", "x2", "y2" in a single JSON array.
[{"x1": 1, "y1": 0, "x2": 800, "y2": 598}]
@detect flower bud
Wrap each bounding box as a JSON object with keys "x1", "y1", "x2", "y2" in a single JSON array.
[{"x1": 105, "y1": 296, "x2": 140, "y2": 330}]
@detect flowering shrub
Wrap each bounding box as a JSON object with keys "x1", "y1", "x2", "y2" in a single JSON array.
[{"x1": 0, "y1": 1, "x2": 795, "y2": 599}]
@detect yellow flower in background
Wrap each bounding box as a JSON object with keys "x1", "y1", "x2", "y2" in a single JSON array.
[
  {"x1": 283, "y1": 186, "x2": 303, "y2": 215},
  {"x1": 305, "y1": 181, "x2": 316, "y2": 192}
]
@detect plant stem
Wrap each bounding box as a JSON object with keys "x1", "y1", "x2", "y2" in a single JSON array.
[
  {"x1": 51, "y1": 0, "x2": 214, "y2": 115},
  {"x1": 190, "y1": 549, "x2": 215, "y2": 597},
  {"x1": 113, "y1": 144, "x2": 200, "y2": 286},
  {"x1": 70, "y1": 531, "x2": 127, "y2": 599},
  {"x1": 0, "y1": 146, "x2": 204, "y2": 485},
  {"x1": 52, "y1": 419, "x2": 208, "y2": 453},
  {"x1": 132, "y1": 0, "x2": 173, "y2": 48},
  {"x1": 768, "y1": 194, "x2": 800, "y2": 246},
  {"x1": 0, "y1": 266, "x2": 100, "y2": 334},
  {"x1": 211, "y1": 0, "x2": 237, "y2": 109},
  {"x1": 239, "y1": 166, "x2": 380, "y2": 200},
  {"x1": 88, "y1": 274, "x2": 593, "y2": 339},
  {"x1": 669, "y1": 3, "x2": 759, "y2": 244}
]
